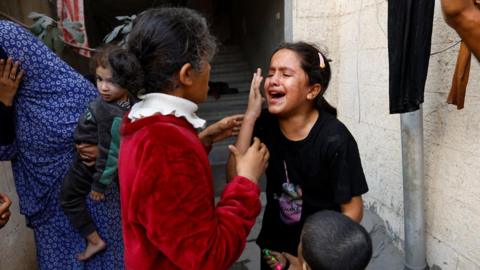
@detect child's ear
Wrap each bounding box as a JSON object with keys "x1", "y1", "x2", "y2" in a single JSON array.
[
  {"x1": 179, "y1": 63, "x2": 194, "y2": 86},
  {"x1": 307, "y1": 83, "x2": 321, "y2": 100},
  {"x1": 303, "y1": 261, "x2": 309, "y2": 270}
]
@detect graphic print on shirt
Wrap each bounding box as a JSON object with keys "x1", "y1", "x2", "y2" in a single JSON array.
[{"x1": 275, "y1": 161, "x2": 303, "y2": 224}]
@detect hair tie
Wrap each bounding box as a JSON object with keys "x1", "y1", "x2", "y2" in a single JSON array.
[{"x1": 318, "y1": 52, "x2": 326, "y2": 69}]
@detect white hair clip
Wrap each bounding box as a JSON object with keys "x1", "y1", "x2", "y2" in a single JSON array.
[{"x1": 318, "y1": 52, "x2": 326, "y2": 69}]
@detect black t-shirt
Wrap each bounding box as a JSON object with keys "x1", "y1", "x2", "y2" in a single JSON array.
[{"x1": 254, "y1": 109, "x2": 369, "y2": 254}]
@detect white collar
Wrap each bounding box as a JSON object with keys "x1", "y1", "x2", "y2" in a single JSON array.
[{"x1": 128, "y1": 93, "x2": 206, "y2": 129}]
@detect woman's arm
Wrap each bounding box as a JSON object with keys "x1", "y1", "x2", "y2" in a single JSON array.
[
  {"x1": 226, "y1": 68, "x2": 264, "y2": 181},
  {"x1": 0, "y1": 58, "x2": 24, "y2": 146},
  {"x1": 441, "y1": 0, "x2": 480, "y2": 59}
]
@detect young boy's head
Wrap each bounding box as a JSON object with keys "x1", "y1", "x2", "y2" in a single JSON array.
[
  {"x1": 91, "y1": 45, "x2": 128, "y2": 102},
  {"x1": 298, "y1": 210, "x2": 372, "y2": 270}
]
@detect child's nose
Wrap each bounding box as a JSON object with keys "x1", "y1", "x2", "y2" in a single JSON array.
[
  {"x1": 100, "y1": 82, "x2": 109, "y2": 91},
  {"x1": 269, "y1": 74, "x2": 280, "y2": 85}
]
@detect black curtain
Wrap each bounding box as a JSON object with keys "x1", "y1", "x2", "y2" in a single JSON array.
[{"x1": 388, "y1": 0, "x2": 435, "y2": 114}]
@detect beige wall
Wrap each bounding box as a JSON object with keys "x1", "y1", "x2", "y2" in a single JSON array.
[{"x1": 292, "y1": 0, "x2": 480, "y2": 269}]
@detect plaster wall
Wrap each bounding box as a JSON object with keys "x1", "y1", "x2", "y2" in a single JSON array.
[{"x1": 291, "y1": 0, "x2": 480, "y2": 269}]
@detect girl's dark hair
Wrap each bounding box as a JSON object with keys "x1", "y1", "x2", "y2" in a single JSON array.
[
  {"x1": 273, "y1": 42, "x2": 336, "y2": 116},
  {"x1": 90, "y1": 44, "x2": 117, "y2": 72},
  {"x1": 109, "y1": 7, "x2": 216, "y2": 96},
  {"x1": 91, "y1": 44, "x2": 143, "y2": 91}
]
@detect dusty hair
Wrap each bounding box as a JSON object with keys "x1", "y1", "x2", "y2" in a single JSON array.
[{"x1": 109, "y1": 7, "x2": 217, "y2": 96}]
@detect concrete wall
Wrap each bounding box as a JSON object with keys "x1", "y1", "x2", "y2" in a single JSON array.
[
  {"x1": 232, "y1": 0, "x2": 284, "y2": 73},
  {"x1": 291, "y1": 0, "x2": 480, "y2": 269}
]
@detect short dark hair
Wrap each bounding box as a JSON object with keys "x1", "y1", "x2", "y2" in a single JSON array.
[
  {"x1": 90, "y1": 44, "x2": 117, "y2": 72},
  {"x1": 272, "y1": 42, "x2": 336, "y2": 116},
  {"x1": 301, "y1": 210, "x2": 372, "y2": 270},
  {"x1": 109, "y1": 7, "x2": 217, "y2": 96}
]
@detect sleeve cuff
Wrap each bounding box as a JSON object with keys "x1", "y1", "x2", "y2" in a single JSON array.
[
  {"x1": 229, "y1": 175, "x2": 261, "y2": 195},
  {"x1": 91, "y1": 181, "x2": 108, "y2": 193}
]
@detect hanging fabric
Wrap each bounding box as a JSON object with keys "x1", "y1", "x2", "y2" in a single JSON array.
[
  {"x1": 57, "y1": 0, "x2": 91, "y2": 57},
  {"x1": 446, "y1": 1, "x2": 480, "y2": 110},
  {"x1": 447, "y1": 41, "x2": 471, "y2": 109},
  {"x1": 388, "y1": 0, "x2": 435, "y2": 114}
]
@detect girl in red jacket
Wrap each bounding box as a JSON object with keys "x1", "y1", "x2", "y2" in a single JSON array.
[{"x1": 108, "y1": 7, "x2": 270, "y2": 270}]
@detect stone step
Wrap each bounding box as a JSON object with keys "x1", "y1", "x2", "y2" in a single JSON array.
[
  {"x1": 212, "y1": 54, "x2": 246, "y2": 65},
  {"x1": 200, "y1": 97, "x2": 248, "y2": 110},
  {"x1": 229, "y1": 82, "x2": 251, "y2": 92},
  {"x1": 216, "y1": 45, "x2": 242, "y2": 55},
  {"x1": 211, "y1": 62, "x2": 250, "y2": 74},
  {"x1": 210, "y1": 70, "x2": 251, "y2": 81},
  {"x1": 206, "y1": 45, "x2": 253, "y2": 177},
  {"x1": 210, "y1": 72, "x2": 251, "y2": 84},
  {"x1": 197, "y1": 108, "x2": 246, "y2": 124},
  {"x1": 198, "y1": 106, "x2": 247, "y2": 118},
  {"x1": 204, "y1": 92, "x2": 249, "y2": 103},
  {"x1": 209, "y1": 140, "x2": 235, "y2": 165}
]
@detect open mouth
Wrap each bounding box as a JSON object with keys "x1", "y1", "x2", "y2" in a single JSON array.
[{"x1": 269, "y1": 91, "x2": 286, "y2": 100}]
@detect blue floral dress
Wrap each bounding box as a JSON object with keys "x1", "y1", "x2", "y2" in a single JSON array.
[{"x1": 0, "y1": 21, "x2": 124, "y2": 269}]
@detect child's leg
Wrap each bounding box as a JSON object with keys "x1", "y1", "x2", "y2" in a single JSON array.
[
  {"x1": 60, "y1": 155, "x2": 105, "y2": 260},
  {"x1": 60, "y1": 157, "x2": 97, "y2": 236},
  {"x1": 76, "y1": 230, "x2": 106, "y2": 261}
]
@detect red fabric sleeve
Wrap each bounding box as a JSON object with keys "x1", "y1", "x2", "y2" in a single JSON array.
[{"x1": 133, "y1": 141, "x2": 261, "y2": 270}]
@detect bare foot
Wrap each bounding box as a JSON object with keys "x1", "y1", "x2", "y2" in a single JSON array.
[{"x1": 76, "y1": 231, "x2": 106, "y2": 261}]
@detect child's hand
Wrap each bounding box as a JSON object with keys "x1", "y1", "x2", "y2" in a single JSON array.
[
  {"x1": 263, "y1": 249, "x2": 287, "y2": 270},
  {"x1": 198, "y1": 114, "x2": 243, "y2": 147},
  {"x1": 90, "y1": 191, "x2": 105, "y2": 201},
  {"x1": 229, "y1": 137, "x2": 269, "y2": 184},
  {"x1": 0, "y1": 57, "x2": 24, "y2": 106},
  {"x1": 283, "y1": 252, "x2": 302, "y2": 270},
  {"x1": 0, "y1": 193, "x2": 12, "y2": 229},
  {"x1": 76, "y1": 143, "x2": 98, "y2": 166},
  {"x1": 245, "y1": 68, "x2": 264, "y2": 120}
]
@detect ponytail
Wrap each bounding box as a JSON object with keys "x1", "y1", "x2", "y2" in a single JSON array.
[
  {"x1": 317, "y1": 96, "x2": 337, "y2": 117},
  {"x1": 108, "y1": 47, "x2": 144, "y2": 96}
]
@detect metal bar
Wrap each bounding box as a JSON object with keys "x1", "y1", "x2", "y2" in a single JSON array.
[{"x1": 400, "y1": 108, "x2": 428, "y2": 270}]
